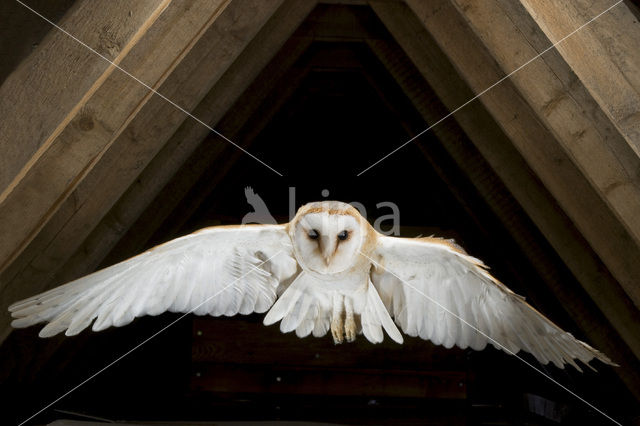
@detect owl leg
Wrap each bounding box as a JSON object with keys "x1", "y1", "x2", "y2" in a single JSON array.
[
  {"x1": 331, "y1": 293, "x2": 344, "y2": 344},
  {"x1": 344, "y1": 297, "x2": 356, "y2": 342}
]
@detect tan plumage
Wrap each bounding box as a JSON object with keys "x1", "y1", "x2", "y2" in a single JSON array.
[{"x1": 9, "y1": 201, "x2": 616, "y2": 370}]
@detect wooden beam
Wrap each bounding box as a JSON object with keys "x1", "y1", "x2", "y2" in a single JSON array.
[
  {"x1": 0, "y1": 0, "x2": 76, "y2": 84},
  {"x1": 0, "y1": 0, "x2": 305, "y2": 344},
  {"x1": 0, "y1": 0, "x2": 172, "y2": 191},
  {"x1": 0, "y1": 0, "x2": 233, "y2": 275},
  {"x1": 105, "y1": 37, "x2": 313, "y2": 265},
  {"x1": 398, "y1": 0, "x2": 640, "y2": 311},
  {"x1": 192, "y1": 317, "x2": 466, "y2": 369},
  {"x1": 64, "y1": 2, "x2": 314, "y2": 276},
  {"x1": 192, "y1": 317, "x2": 467, "y2": 399},
  {"x1": 363, "y1": 31, "x2": 640, "y2": 398},
  {"x1": 444, "y1": 0, "x2": 640, "y2": 297},
  {"x1": 518, "y1": 0, "x2": 640, "y2": 157},
  {"x1": 370, "y1": 0, "x2": 640, "y2": 390},
  {"x1": 493, "y1": 0, "x2": 640, "y2": 194},
  {"x1": 193, "y1": 364, "x2": 467, "y2": 399}
]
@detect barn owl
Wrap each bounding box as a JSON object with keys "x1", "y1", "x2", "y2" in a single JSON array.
[{"x1": 9, "y1": 201, "x2": 615, "y2": 371}]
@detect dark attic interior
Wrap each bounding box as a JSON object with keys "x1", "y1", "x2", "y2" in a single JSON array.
[{"x1": 1, "y1": 1, "x2": 640, "y2": 425}]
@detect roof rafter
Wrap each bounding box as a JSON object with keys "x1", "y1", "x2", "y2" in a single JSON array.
[{"x1": 0, "y1": 0, "x2": 291, "y2": 344}]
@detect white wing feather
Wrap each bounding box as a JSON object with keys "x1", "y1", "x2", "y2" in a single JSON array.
[
  {"x1": 263, "y1": 272, "x2": 332, "y2": 339},
  {"x1": 372, "y1": 236, "x2": 616, "y2": 370},
  {"x1": 10, "y1": 225, "x2": 298, "y2": 337},
  {"x1": 361, "y1": 279, "x2": 403, "y2": 344}
]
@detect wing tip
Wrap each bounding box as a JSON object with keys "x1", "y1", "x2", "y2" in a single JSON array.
[
  {"x1": 262, "y1": 310, "x2": 281, "y2": 326},
  {"x1": 390, "y1": 332, "x2": 404, "y2": 344},
  {"x1": 38, "y1": 325, "x2": 63, "y2": 338}
]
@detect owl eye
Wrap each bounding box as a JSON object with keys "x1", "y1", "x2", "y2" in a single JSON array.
[
  {"x1": 338, "y1": 230, "x2": 349, "y2": 241},
  {"x1": 308, "y1": 229, "x2": 319, "y2": 240}
]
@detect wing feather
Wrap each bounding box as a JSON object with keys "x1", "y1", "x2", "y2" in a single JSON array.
[
  {"x1": 295, "y1": 303, "x2": 318, "y2": 338},
  {"x1": 371, "y1": 235, "x2": 616, "y2": 369},
  {"x1": 10, "y1": 225, "x2": 298, "y2": 337}
]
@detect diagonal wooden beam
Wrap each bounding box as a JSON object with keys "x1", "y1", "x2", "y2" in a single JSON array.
[
  {"x1": 492, "y1": 0, "x2": 640, "y2": 193},
  {"x1": 102, "y1": 36, "x2": 314, "y2": 268},
  {"x1": 0, "y1": 0, "x2": 172, "y2": 191},
  {"x1": 371, "y1": 0, "x2": 640, "y2": 395},
  {"x1": 0, "y1": 0, "x2": 295, "y2": 337},
  {"x1": 445, "y1": 0, "x2": 640, "y2": 294},
  {"x1": 400, "y1": 0, "x2": 640, "y2": 310},
  {"x1": 122, "y1": 3, "x2": 410, "y2": 256},
  {"x1": 0, "y1": 0, "x2": 233, "y2": 275},
  {"x1": 0, "y1": 0, "x2": 315, "y2": 346},
  {"x1": 517, "y1": 0, "x2": 640, "y2": 156},
  {"x1": 365, "y1": 30, "x2": 640, "y2": 399}
]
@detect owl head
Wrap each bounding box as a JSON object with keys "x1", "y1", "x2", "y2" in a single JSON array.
[{"x1": 289, "y1": 201, "x2": 373, "y2": 276}]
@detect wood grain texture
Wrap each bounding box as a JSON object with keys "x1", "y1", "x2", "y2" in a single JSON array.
[
  {"x1": 371, "y1": 0, "x2": 640, "y2": 395},
  {"x1": 0, "y1": 0, "x2": 233, "y2": 276},
  {"x1": 57, "y1": 0, "x2": 311, "y2": 281},
  {"x1": 518, "y1": 0, "x2": 640, "y2": 155},
  {"x1": 402, "y1": 0, "x2": 640, "y2": 311},
  {"x1": 0, "y1": 0, "x2": 171, "y2": 193},
  {"x1": 0, "y1": 0, "x2": 310, "y2": 345},
  {"x1": 450, "y1": 0, "x2": 640, "y2": 264}
]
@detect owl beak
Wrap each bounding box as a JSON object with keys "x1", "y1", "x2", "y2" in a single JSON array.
[{"x1": 320, "y1": 236, "x2": 337, "y2": 265}]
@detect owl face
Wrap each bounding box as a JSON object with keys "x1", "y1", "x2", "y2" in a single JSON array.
[{"x1": 290, "y1": 202, "x2": 367, "y2": 275}]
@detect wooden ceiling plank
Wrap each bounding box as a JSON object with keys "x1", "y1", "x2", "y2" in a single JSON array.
[
  {"x1": 366, "y1": 13, "x2": 640, "y2": 397},
  {"x1": 0, "y1": 0, "x2": 234, "y2": 275},
  {"x1": 104, "y1": 37, "x2": 314, "y2": 266},
  {"x1": 518, "y1": 0, "x2": 640, "y2": 157},
  {"x1": 1, "y1": 0, "x2": 288, "y2": 286},
  {"x1": 82, "y1": 9, "x2": 313, "y2": 272},
  {"x1": 495, "y1": 0, "x2": 640, "y2": 190},
  {"x1": 68, "y1": 4, "x2": 315, "y2": 279},
  {"x1": 192, "y1": 317, "x2": 465, "y2": 368},
  {"x1": 370, "y1": 1, "x2": 640, "y2": 363},
  {"x1": 400, "y1": 0, "x2": 640, "y2": 310},
  {"x1": 449, "y1": 0, "x2": 640, "y2": 261},
  {"x1": 0, "y1": 0, "x2": 172, "y2": 193},
  {"x1": 0, "y1": 0, "x2": 315, "y2": 347},
  {"x1": 193, "y1": 364, "x2": 467, "y2": 399},
  {"x1": 0, "y1": 0, "x2": 302, "y2": 344}
]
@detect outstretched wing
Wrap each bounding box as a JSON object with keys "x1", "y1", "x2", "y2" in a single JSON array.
[
  {"x1": 371, "y1": 235, "x2": 616, "y2": 370},
  {"x1": 10, "y1": 225, "x2": 298, "y2": 338}
]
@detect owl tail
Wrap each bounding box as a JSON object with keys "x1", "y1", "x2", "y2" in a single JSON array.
[
  {"x1": 263, "y1": 272, "x2": 329, "y2": 338},
  {"x1": 263, "y1": 272, "x2": 403, "y2": 344}
]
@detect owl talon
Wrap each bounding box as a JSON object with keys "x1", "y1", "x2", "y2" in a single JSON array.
[
  {"x1": 345, "y1": 316, "x2": 356, "y2": 342},
  {"x1": 331, "y1": 293, "x2": 345, "y2": 344},
  {"x1": 331, "y1": 317, "x2": 344, "y2": 344},
  {"x1": 344, "y1": 295, "x2": 356, "y2": 342}
]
